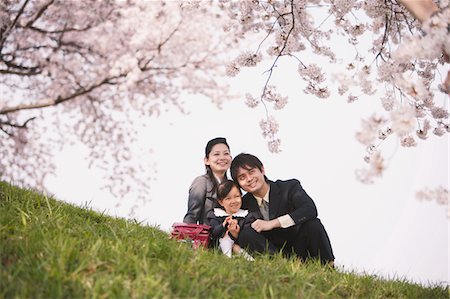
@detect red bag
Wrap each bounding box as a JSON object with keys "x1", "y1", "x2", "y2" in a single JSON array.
[{"x1": 171, "y1": 223, "x2": 211, "y2": 249}]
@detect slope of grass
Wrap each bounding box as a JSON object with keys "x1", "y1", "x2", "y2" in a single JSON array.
[{"x1": 0, "y1": 181, "x2": 448, "y2": 298}]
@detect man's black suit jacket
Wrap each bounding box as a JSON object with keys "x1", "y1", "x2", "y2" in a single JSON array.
[
  {"x1": 241, "y1": 179, "x2": 318, "y2": 228},
  {"x1": 239, "y1": 179, "x2": 334, "y2": 259}
]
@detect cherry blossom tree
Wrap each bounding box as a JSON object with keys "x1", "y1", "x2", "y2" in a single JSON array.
[
  {"x1": 1, "y1": 0, "x2": 448, "y2": 210},
  {"x1": 0, "y1": 0, "x2": 239, "y2": 209}
]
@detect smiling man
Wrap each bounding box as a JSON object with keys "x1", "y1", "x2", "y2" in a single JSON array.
[{"x1": 230, "y1": 153, "x2": 335, "y2": 265}]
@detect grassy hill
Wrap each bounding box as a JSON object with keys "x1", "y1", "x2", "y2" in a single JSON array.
[{"x1": 1, "y1": 181, "x2": 448, "y2": 298}]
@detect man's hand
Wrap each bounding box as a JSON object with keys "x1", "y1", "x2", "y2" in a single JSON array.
[{"x1": 251, "y1": 219, "x2": 281, "y2": 232}]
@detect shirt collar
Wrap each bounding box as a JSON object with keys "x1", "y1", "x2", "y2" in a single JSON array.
[
  {"x1": 254, "y1": 185, "x2": 270, "y2": 207},
  {"x1": 213, "y1": 173, "x2": 224, "y2": 183},
  {"x1": 213, "y1": 208, "x2": 248, "y2": 217}
]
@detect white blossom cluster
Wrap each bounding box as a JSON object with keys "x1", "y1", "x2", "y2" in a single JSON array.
[
  {"x1": 416, "y1": 186, "x2": 449, "y2": 217},
  {"x1": 355, "y1": 114, "x2": 387, "y2": 146},
  {"x1": 245, "y1": 93, "x2": 259, "y2": 108},
  {"x1": 416, "y1": 186, "x2": 449, "y2": 206},
  {"x1": 355, "y1": 151, "x2": 385, "y2": 184},
  {"x1": 299, "y1": 64, "x2": 330, "y2": 98},
  {"x1": 259, "y1": 116, "x2": 281, "y2": 153},
  {"x1": 262, "y1": 85, "x2": 288, "y2": 110},
  {"x1": 226, "y1": 51, "x2": 262, "y2": 77},
  {"x1": 243, "y1": 84, "x2": 288, "y2": 147},
  {"x1": 390, "y1": 105, "x2": 417, "y2": 137}
]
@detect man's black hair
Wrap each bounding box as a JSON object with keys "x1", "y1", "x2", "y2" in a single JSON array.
[{"x1": 230, "y1": 153, "x2": 264, "y2": 183}]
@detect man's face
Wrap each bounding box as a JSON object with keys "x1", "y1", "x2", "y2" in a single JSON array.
[{"x1": 235, "y1": 165, "x2": 266, "y2": 196}]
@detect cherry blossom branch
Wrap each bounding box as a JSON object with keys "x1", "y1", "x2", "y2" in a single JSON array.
[
  {"x1": 0, "y1": 74, "x2": 126, "y2": 115},
  {"x1": 24, "y1": 0, "x2": 55, "y2": 27},
  {"x1": 1, "y1": 45, "x2": 42, "y2": 73},
  {"x1": 374, "y1": 14, "x2": 390, "y2": 63},
  {"x1": 260, "y1": 0, "x2": 295, "y2": 115},
  {"x1": 0, "y1": 68, "x2": 41, "y2": 76},
  {"x1": 287, "y1": 53, "x2": 306, "y2": 68},
  {"x1": 0, "y1": 116, "x2": 36, "y2": 128},
  {"x1": 25, "y1": 23, "x2": 94, "y2": 34},
  {"x1": 137, "y1": 23, "x2": 182, "y2": 70},
  {"x1": 256, "y1": 14, "x2": 283, "y2": 54},
  {"x1": 0, "y1": 0, "x2": 30, "y2": 50},
  {"x1": 0, "y1": 117, "x2": 36, "y2": 137}
]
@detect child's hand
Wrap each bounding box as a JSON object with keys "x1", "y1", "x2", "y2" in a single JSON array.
[
  {"x1": 222, "y1": 219, "x2": 227, "y2": 227},
  {"x1": 223, "y1": 215, "x2": 233, "y2": 227},
  {"x1": 227, "y1": 219, "x2": 240, "y2": 238}
]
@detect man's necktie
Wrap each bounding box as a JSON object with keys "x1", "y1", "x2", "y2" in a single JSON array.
[{"x1": 260, "y1": 200, "x2": 269, "y2": 220}]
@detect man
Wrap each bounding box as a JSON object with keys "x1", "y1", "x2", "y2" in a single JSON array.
[{"x1": 230, "y1": 153, "x2": 334, "y2": 265}]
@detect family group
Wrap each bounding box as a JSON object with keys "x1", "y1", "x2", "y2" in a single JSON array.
[{"x1": 183, "y1": 137, "x2": 335, "y2": 265}]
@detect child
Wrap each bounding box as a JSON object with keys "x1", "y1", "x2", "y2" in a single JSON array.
[{"x1": 207, "y1": 180, "x2": 254, "y2": 260}]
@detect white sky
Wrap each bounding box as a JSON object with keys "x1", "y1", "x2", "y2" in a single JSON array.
[{"x1": 46, "y1": 67, "x2": 449, "y2": 286}]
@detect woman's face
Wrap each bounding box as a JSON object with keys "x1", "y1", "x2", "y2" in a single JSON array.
[
  {"x1": 218, "y1": 186, "x2": 242, "y2": 214},
  {"x1": 205, "y1": 143, "x2": 231, "y2": 175}
]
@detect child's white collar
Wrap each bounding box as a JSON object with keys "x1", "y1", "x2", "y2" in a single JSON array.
[{"x1": 214, "y1": 208, "x2": 248, "y2": 217}]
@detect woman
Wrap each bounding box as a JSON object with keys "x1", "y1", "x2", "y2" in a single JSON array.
[{"x1": 183, "y1": 137, "x2": 231, "y2": 225}]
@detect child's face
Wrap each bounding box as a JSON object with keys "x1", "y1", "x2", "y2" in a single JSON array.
[{"x1": 218, "y1": 186, "x2": 242, "y2": 215}]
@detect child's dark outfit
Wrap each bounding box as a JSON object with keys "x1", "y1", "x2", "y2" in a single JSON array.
[{"x1": 207, "y1": 208, "x2": 253, "y2": 260}]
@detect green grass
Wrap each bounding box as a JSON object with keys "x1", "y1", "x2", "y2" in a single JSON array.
[{"x1": 1, "y1": 181, "x2": 448, "y2": 298}]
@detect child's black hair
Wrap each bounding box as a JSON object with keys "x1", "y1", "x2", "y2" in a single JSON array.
[{"x1": 217, "y1": 179, "x2": 241, "y2": 201}]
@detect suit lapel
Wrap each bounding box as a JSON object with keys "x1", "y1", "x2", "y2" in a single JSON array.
[
  {"x1": 243, "y1": 192, "x2": 262, "y2": 218},
  {"x1": 268, "y1": 181, "x2": 281, "y2": 220},
  {"x1": 243, "y1": 181, "x2": 281, "y2": 220}
]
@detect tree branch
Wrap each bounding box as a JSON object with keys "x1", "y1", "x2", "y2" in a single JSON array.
[
  {"x1": 1, "y1": 56, "x2": 41, "y2": 74},
  {"x1": 0, "y1": 0, "x2": 31, "y2": 50},
  {"x1": 0, "y1": 117, "x2": 36, "y2": 128},
  {"x1": 24, "y1": 0, "x2": 55, "y2": 27},
  {"x1": 26, "y1": 23, "x2": 94, "y2": 34},
  {"x1": 259, "y1": 0, "x2": 296, "y2": 117},
  {"x1": 0, "y1": 117, "x2": 36, "y2": 136},
  {"x1": 0, "y1": 74, "x2": 126, "y2": 115}
]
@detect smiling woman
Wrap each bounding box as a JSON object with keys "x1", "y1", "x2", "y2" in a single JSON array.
[{"x1": 182, "y1": 137, "x2": 232, "y2": 225}]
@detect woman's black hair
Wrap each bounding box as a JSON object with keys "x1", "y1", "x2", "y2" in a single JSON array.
[
  {"x1": 204, "y1": 137, "x2": 230, "y2": 195},
  {"x1": 217, "y1": 180, "x2": 241, "y2": 201}
]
